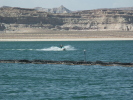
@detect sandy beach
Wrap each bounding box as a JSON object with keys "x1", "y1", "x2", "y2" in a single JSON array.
[{"x1": 0, "y1": 30, "x2": 133, "y2": 41}]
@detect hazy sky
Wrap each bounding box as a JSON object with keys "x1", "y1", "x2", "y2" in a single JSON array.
[{"x1": 0, "y1": 0, "x2": 133, "y2": 11}]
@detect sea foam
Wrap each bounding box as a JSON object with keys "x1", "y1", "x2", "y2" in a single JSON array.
[{"x1": 37, "y1": 45, "x2": 76, "y2": 51}]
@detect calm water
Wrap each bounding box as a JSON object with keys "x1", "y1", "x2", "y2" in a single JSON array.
[{"x1": 0, "y1": 41, "x2": 133, "y2": 100}]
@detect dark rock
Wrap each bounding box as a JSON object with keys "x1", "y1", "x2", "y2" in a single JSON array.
[
  {"x1": 18, "y1": 60, "x2": 31, "y2": 63},
  {"x1": 0, "y1": 60, "x2": 133, "y2": 67}
]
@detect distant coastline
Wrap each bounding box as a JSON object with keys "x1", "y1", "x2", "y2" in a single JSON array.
[
  {"x1": 0, "y1": 6, "x2": 133, "y2": 41},
  {"x1": 1, "y1": 6, "x2": 133, "y2": 32}
]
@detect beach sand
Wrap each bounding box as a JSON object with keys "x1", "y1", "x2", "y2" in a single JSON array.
[{"x1": 0, "y1": 30, "x2": 133, "y2": 41}]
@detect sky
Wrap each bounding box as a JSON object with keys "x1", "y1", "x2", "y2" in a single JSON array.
[{"x1": 0, "y1": 0, "x2": 133, "y2": 11}]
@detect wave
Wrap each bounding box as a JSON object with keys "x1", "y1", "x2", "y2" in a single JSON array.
[
  {"x1": 16, "y1": 49, "x2": 34, "y2": 51},
  {"x1": 0, "y1": 49, "x2": 34, "y2": 51},
  {"x1": 0, "y1": 45, "x2": 76, "y2": 51}
]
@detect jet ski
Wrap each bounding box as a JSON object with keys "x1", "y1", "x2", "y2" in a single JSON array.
[{"x1": 60, "y1": 45, "x2": 66, "y2": 51}]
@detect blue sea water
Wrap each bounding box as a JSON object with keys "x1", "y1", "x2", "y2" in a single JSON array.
[{"x1": 0, "y1": 41, "x2": 133, "y2": 100}]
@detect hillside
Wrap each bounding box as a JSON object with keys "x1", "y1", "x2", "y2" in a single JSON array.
[
  {"x1": 101, "y1": 7, "x2": 133, "y2": 10},
  {"x1": 0, "y1": 7, "x2": 63, "y2": 31},
  {"x1": 0, "y1": 6, "x2": 133, "y2": 32}
]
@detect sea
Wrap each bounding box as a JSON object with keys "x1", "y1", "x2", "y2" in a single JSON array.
[{"x1": 0, "y1": 41, "x2": 133, "y2": 100}]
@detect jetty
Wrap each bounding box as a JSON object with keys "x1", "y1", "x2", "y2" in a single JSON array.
[{"x1": 0, "y1": 60, "x2": 133, "y2": 67}]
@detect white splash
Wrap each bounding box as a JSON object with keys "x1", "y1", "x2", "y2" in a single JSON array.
[
  {"x1": 0, "y1": 45, "x2": 76, "y2": 51},
  {"x1": 38, "y1": 45, "x2": 76, "y2": 51},
  {"x1": 63, "y1": 45, "x2": 76, "y2": 51}
]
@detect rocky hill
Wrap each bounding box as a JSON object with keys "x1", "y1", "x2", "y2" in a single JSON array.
[
  {"x1": 0, "y1": 6, "x2": 133, "y2": 32},
  {"x1": 54, "y1": 9, "x2": 133, "y2": 31},
  {"x1": 0, "y1": 7, "x2": 63, "y2": 31},
  {"x1": 35, "y1": 5, "x2": 72, "y2": 14}
]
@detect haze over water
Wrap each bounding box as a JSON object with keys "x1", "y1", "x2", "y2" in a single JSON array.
[{"x1": 0, "y1": 41, "x2": 133, "y2": 100}]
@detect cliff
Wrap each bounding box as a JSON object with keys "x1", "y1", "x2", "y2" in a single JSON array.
[
  {"x1": 0, "y1": 6, "x2": 133, "y2": 32},
  {"x1": 0, "y1": 7, "x2": 63, "y2": 24},
  {"x1": 62, "y1": 9, "x2": 133, "y2": 31},
  {"x1": 100, "y1": 7, "x2": 133, "y2": 10}
]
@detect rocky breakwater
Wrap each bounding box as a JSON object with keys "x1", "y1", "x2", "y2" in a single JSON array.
[{"x1": 0, "y1": 60, "x2": 133, "y2": 67}]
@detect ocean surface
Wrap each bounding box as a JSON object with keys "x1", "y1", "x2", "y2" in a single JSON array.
[{"x1": 0, "y1": 41, "x2": 133, "y2": 100}]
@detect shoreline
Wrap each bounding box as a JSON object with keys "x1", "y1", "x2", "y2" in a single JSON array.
[
  {"x1": 0, "y1": 38, "x2": 133, "y2": 41},
  {"x1": 0, "y1": 31, "x2": 133, "y2": 41}
]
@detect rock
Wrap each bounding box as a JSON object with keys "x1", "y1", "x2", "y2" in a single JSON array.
[
  {"x1": 0, "y1": 60, "x2": 133, "y2": 67},
  {"x1": 0, "y1": 24, "x2": 6, "y2": 31}
]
